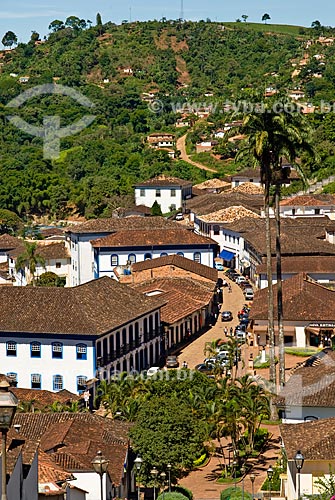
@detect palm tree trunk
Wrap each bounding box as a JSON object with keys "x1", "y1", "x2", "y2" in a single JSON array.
[
  {"x1": 275, "y1": 183, "x2": 285, "y2": 387},
  {"x1": 264, "y1": 174, "x2": 276, "y2": 390}
]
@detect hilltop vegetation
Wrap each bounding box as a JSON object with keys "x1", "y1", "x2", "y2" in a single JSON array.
[{"x1": 0, "y1": 18, "x2": 335, "y2": 219}]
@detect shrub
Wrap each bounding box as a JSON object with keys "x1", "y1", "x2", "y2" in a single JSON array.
[
  {"x1": 157, "y1": 492, "x2": 188, "y2": 500},
  {"x1": 220, "y1": 487, "x2": 252, "y2": 500},
  {"x1": 193, "y1": 452, "x2": 208, "y2": 467},
  {"x1": 171, "y1": 485, "x2": 193, "y2": 500}
]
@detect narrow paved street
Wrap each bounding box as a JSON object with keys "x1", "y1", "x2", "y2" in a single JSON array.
[{"x1": 176, "y1": 274, "x2": 287, "y2": 499}]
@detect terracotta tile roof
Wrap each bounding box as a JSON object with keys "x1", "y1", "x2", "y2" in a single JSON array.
[
  {"x1": 256, "y1": 256, "x2": 335, "y2": 274},
  {"x1": 276, "y1": 349, "x2": 335, "y2": 408},
  {"x1": 250, "y1": 273, "x2": 335, "y2": 321},
  {"x1": 14, "y1": 413, "x2": 131, "y2": 485},
  {"x1": 6, "y1": 427, "x2": 39, "y2": 476},
  {"x1": 0, "y1": 234, "x2": 22, "y2": 250},
  {"x1": 132, "y1": 277, "x2": 214, "y2": 324},
  {"x1": 193, "y1": 178, "x2": 230, "y2": 190},
  {"x1": 134, "y1": 175, "x2": 191, "y2": 187},
  {"x1": 12, "y1": 387, "x2": 80, "y2": 411},
  {"x1": 187, "y1": 192, "x2": 263, "y2": 216},
  {"x1": 231, "y1": 168, "x2": 262, "y2": 179},
  {"x1": 37, "y1": 242, "x2": 70, "y2": 260},
  {"x1": 199, "y1": 205, "x2": 260, "y2": 223},
  {"x1": 91, "y1": 229, "x2": 217, "y2": 248},
  {"x1": 0, "y1": 276, "x2": 164, "y2": 336},
  {"x1": 66, "y1": 216, "x2": 180, "y2": 234},
  {"x1": 229, "y1": 217, "x2": 335, "y2": 257},
  {"x1": 280, "y1": 194, "x2": 335, "y2": 207},
  {"x1": 281, "y1": 417, "x2": 335, "y2": 460},
  {"x1": 39, "y1": 450, "x2": 74, "y2": 484},
  {"x1": 132, "y1": 254, "x2": 218, "y2": 282},
  {"x1": 39, "y1": 227, "x2": 65, "y2": 238}
]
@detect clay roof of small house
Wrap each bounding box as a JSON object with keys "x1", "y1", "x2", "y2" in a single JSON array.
[
  {"x1": 91, "y1": 229, "x2": 217, "y2": 248},
  {"x1": 281, "y1": 417, "x2": 335, "y2": 460},
  {"x1": 187, "y1": 192, "x2": 263, "y2": 216},
  {"x1": 134, "y1": 175, "x2": 191, "y2": 187},
  {"x1": 0, "y1": 276, "x2": 165, "y2": 336},
  {"x1": 66, "y1": 216, "x2": 180, "y2": 234},
  {"x1": 0, "y1": 234, "x2": 22, "y2": 250},
  {"x1": 275, "y1": 349, "x2": 335, "y2": 408},
  {"x1": 132, "y1": 277, "x2": 214, "y2": 324},
  {"x1": 14, "y1": 413, "x2": 131, "y2": 485},
  {"x1": 198, "y1": 206, "x2": 260, "y2": 223},
  {"x1": 12, "y1": 387, "x2": 81, "y2": 411},
  {"x1": 132, "y1": 254, "x2": 218, "y2": 282},
  {"x1": 250, "y1": 273, "x2": 335, "y2": 321},
  {"x1": 37, "y1": 242, "x2": 70, "y2": 260}
]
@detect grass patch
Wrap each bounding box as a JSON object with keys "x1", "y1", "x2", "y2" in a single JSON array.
[
  {"x1": 285, "y1": 347, "x2": 321, "y2": 357},
  {"x1": 189, "y1": 152, "x2": 236, "y2": 174},
  {"x1": 223, "y1": 22, "x2": 310, "y2": 36}
]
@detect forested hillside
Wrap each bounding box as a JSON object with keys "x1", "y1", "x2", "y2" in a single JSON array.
[{"x1": 1, "y1": 18, "x2": 335, "y2": 219}]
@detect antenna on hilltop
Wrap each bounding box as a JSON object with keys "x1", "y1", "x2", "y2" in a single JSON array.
[{"x1": 180, "y1": 0, "x2": 184, "y2": 20}]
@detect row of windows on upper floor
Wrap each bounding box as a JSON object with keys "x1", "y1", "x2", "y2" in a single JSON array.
[
  {"x1": 139, "y1": 188, "x2": 178, "y2": 197},
  {"x1": 6, "y1": 372, "x2": 87, "y2": 392},
  {"x1": 211, "y1": 227, "x2": 240, "y2": 242},
  {"x1": 110, "y1": 252, "x2": 202, "y2": 266},
  {"x1": 5, "y1": 342, "x2": 87, "y2": 359}
]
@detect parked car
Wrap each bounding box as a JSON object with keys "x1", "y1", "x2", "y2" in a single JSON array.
[
  {"x1": 221, "y1": 310, "x2": 233, "y2": 322},
  {"x1": 235, "y1": 276, "x2": 248, "y2": 285},
  {"x1": 215, "y1": 262, "x2": 224, "y2": 271},
  {"x1": 166, "y1": 355, "x2": 179, "y2": 368},
  {"x1": 146, "y1": 367, "x2": 161, "y2": 378},
  {"x1": 175, "y1": 213, "x2": 184, "y2": 220},
  {"x1": 195, "y1": 362, "x2": 215, "y2": 373},
  {"x1": 236, "y1": 331, "x2": 246, "y2": 343},
  {"x1": 245, "y1": 289, "x2": 254, "y2": 301}
]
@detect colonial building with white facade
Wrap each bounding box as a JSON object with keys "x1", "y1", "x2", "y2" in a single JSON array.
[
  {"x1": 0, "y1": 277, "x2": 164, "y2": 393},
  {"x1": 134, "y1": 175, "x2": 192, "y2": 214},
  {"x1": 92, "y1": 228, "x2": 218, "y2": 280},
  {"x1": 273, "y1": 194, "x2": 335, "y2": 219},
  {"x1": 65, "y1": 216, "x2": 217, "y2": 286}
]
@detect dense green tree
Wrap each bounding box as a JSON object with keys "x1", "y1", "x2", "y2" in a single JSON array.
[
  {"x1": 48, "y1": 20, "x2": 65, "y2": 32},
  {"x1": 151, "y1": 200, "x2": 163, "y2": 216},
  {"x1": 2, "y1": 31, "x2": 17, "y2": 48},
  {"x1": 262, "y1": 13, "x2": 271, "y2": 24},
  {"x1": 15, "y1": 241, "x2": 45, "y2": 285},
  {"x1": 0, "y1": 209, "x2": 23, "y2": 234},
  {"x1": 36, "y1": 272, "x2": 66, "y2": 287}
]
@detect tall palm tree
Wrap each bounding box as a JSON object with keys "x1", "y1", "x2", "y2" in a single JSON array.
[
  {"x1": 15, "y1": 241, "x2": 45, "y2": 286},
  {"x1": 237, "y1": 95, "x2": 315, "y2": 389}
]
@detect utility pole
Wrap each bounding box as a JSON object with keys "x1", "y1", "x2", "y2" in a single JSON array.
[{"x1": 180, "y1": 0, "x2": 184, "y2": 20}]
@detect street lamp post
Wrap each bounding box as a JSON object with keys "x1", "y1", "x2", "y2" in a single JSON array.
[
  {"x1": 267, "y1": 466, "x2": 274, "y2": 500},
  {"x1": 241, "y1": 465, "x2": 245, "y2": 500},
  {"x1": 167, "y1": 463, "x2": 172, "y2": 492},
  {"x1": 250, "y1": 474, "x2": 256, "y2": 499},
  {"x1": 0, "y1": 381, "x2": 18, "y2": 500},
  {"x1": 160, "y1": 472, "x2": 167, "y2": 500},
  {"x1": 92, "y1": 451, "x2": 109, "y2": 500},
  {"x1": 233, "y1": 460, "x2": 237, "y2": 490},
  {"x1": 294, "y1": 450, "x2": 304, "y2": 500},
  {"x1": 134, "y1": 456, "x2": 143, "y2": 500},
  {"x1": 151, "y1": 467, "x2": 159, "y2": 500}
]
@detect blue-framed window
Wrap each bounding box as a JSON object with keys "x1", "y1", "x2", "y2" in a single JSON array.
[
  {"x1": 76, "y1": 344, "x2": 87, "y2": 360},
  {"x1": 7, "y1": 372, "x2": 17, "y2": 384},
  {"x1": 144, "y1": 253, "x2": 152, "y2": 260},
  {"x1": 31, "y1": 373, "x2": 41, "y2": 389},
  {"x1": 193, "y1": 252, "x2": 201, "y2": 263},
  {"x1": 111, "y1": 254, "x2": 118, "y2": 266},
  {"x1": 30, "y1": 342, "x2": 41, "y2": 358},
  {"x1": 160, "y1": 252, "x2": 168, "y2": 257},
  {"x1": 128, "y1": 254, "x2": 136, "y2": 264},
  {"x1": 177, "y1": 252, "x2": 184, "y2": 257},
  {"x1": 53, "y1": 375, "x2": 63, "y2": 391},
  {"x1": 77, "y1": 375, "x2": 87, "y2": 393},
  {"x1": 52, "y1": 342, "x2": 63, "y2": 359},
  {"x1": 6, "y1": 341, "x2": 17, "y2": 357}
]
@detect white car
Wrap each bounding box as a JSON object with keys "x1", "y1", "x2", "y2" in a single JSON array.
[
  {"x1": 175, "y1": 213, "x2": 184, "y2": 221},
  {"x1": 146, "y1": 367, "x2": 161, "y2": 378}
]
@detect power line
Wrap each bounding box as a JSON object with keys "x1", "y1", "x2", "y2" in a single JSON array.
[{"x1": 180, "y1": 0, "x2": 184, "y2": 20}]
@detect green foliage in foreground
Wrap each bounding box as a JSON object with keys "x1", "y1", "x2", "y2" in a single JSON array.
[
  {"x1": 285, "y1": 347, "x2": 321, "y2": 357},
  {"x1": 171, "y1": 486, "x2": 193, "y2": 500},
  {"x1": 221, "y1": 487, "x2": 253, "y2": 500},
  {"x1": 157, "y1": 493, "x2": 188, "y2": 500}
]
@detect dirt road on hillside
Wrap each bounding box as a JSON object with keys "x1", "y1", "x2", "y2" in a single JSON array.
[{"x1": 176, "y1": 134, "x2": 217, "y2": 173}]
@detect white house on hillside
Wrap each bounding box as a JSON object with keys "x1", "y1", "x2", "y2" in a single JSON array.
[
  {"x1": 134, "y1": 175, "x2": 192, "y2": 214},
  {"x1": 0, "y1": 277, "x2": 164, "y2": 393}
]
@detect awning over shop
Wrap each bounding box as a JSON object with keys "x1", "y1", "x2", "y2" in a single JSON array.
[{"x1": 219, "y1": 249, "x2": 235, "y2": 261}]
